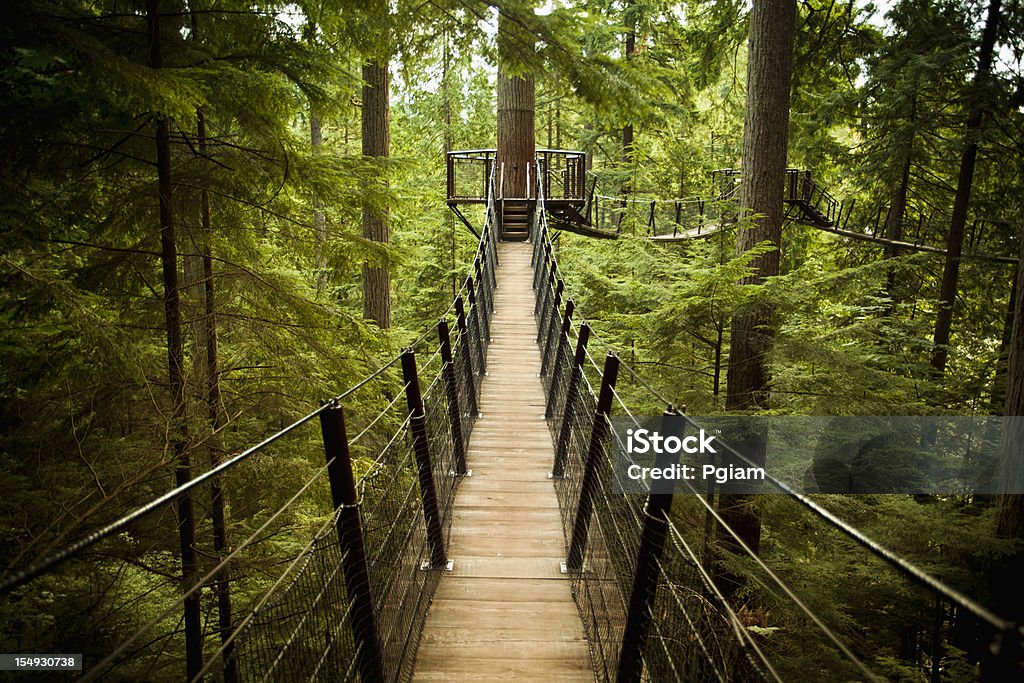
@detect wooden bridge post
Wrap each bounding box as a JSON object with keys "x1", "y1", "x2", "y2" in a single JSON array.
[
  {"x1": 401, "y1": 350, "x2": 449, "y2": 569},
  {"x1": 453, "y1": 296, "x2": 479, "y2": 415},
  {"x1": 318, "y1": 402, "x2": 386, "y2": 682},
  {"x1": 566, "y1": 353, "x2": 620, "y2": 571},
  {"x1": 617, "y1": 407, "x2": 680, "y2": 683},
  {"x1": 543, "y1": 299, "x2": 573, "y2": 390},
  {"x1": 552, "y1": 323, "x2": 591, "y2": 477},
  {"x1": 438, "y1": 319, "x2": 468, "y2": 475}
]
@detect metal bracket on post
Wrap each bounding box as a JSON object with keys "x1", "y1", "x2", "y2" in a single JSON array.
[
  {"x1": 319, "y1": 402, "x2": 386, "y2": 683},
  {"x1": 401, "y1": 350, "x2": 448, "y2": 571},
  {"x1": 617, "y1": 407, "x2": 681, "y2": 683},
  {"x1": 565, "y1": 353, "x2": 620, "y2": 572}
]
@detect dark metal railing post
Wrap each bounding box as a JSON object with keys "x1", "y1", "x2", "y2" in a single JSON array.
[
  {"x1": 552, "y1": 323, "x2": 591, "y2": 477},
  {"x1": 319, "y1": 403, "x2": 386, "y2": 683},
  {"x1": 465, "y1": 276, "x2": 486, "y2": 374},
  {"x1": 543, "y1": 299, "x2": 574, "y2": 392},
  {"x1": 540, "y1": 279, "x2": 564, "y2": 367},
  {"x1": 566, "y1": 353, "x2": 620, "y2": 571},
  {"x1": 438, "y1": 319, "x2": 468, "y2": 475},
  {"x1": 453, "y1": 296, "x2": 479, "y2": 416},
  {"x1": 544, "y1": 292, "x2": 569, "y2": 378},
  {"x1": 534, "y1": 241, "x2": 551, "y2": 298},
  {"x1": 401, "y1": 350, "x2": 448, "y2": 569},
  {"x1": 475, "y1": 256, "x2": 492, "y2": 340},
  {"x1": 617, "y1": 407, "x2": 680, "y2": 683},
  {"x1": 538, "y1": 274, "x2": 561, "y2": 345},
  {"x1": 487, "y1": 226, "x2": 499, "y2": 283}
]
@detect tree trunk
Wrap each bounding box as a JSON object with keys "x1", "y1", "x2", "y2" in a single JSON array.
[
  {"x1": 884, "y1": 151, "x2": 912, "y2": 304},
  {"x1": 621, "y1": 6, "x2": 635, "y2": 226},
  {"x1": 931, "y1": 0, "x2": 1002, "y2": 376},
  {"x1": 443, "y1": 30, "x2": 457, "y2": 296},
  {"x1": 884, "y1": 91, "x2": 915, "y2": 310},
  {"x1": 361, "y1": 60, "x2": 391, "y2": 328},
  {"x1": 147, "y1": 1, "x2": 202, "y2": 677},
  {"x1": 996, "y1": 235, "x2": 1024, "y2": 538},
  {"x1": 197, "y1": 107, "x2": 236, "y2": 683},
  {"x1": 991, "y1": 268, "x2": 1017, "y2": 412},
  {"x1": 719, "y1": 0, "x2": 796, "y2": 561},
  {"x1": 496, "y1": 11, "x2": 535, "y2": 199},
  {"x1": 311, "y1": 107, "x2": 327, "y2": 296},
  {"x1": 992, "y1": 227, "x2": 1024, "y2": 625}
]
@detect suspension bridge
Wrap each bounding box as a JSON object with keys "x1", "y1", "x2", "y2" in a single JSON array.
[
  {"x1": 447, "y1": 148, "x2": 1018, "y2": 264},
  {"x1": 2, "y1": 151, "x2": 1023, "y2": 682}
]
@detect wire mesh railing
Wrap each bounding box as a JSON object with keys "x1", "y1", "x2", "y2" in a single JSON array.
[
  {"x1": 0, "y1": 168, "x2": 501, "y2": 682},
  {"x1": 530, "y1": 162, "x2": 1024, "y2": 682}
]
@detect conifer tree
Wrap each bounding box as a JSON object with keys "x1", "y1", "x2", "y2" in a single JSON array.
[
  {"x1": 932, "y1": 0, "x2": 1003, "y2": 376},
  {"x1": 720, "y1": 0, "x2": 797, "y2": 559}
]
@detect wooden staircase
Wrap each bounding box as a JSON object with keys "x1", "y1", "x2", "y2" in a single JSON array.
[{"x1": 500, "y1": 199, "x2": 532, "y2": 241}]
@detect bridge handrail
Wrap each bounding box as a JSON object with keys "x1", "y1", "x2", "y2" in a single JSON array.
[
  {"x1": 528, "y1": 179, "x2": 1023, "y2": 680},
  {"x1": 0, "y1": 353, "x2": 412, "y2": 596},
  {"x1": 3, "y1": 172, "x2": 504, "y2": 683}
]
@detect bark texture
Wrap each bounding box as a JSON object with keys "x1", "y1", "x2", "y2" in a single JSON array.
[
  {"x1": 197, "y1": 107, "x2": 236, "y2": 682},
  {"x1": 996, "y1": 237, "x2": 1024, "y2": 538},
  {"x1": 496, "y1": 11, "x2": 535, "y2": 199},
  {"x1": 725, "y1": 0, "x2": 796, "y2": 415},
  {"x1": 719, "y1": 0, "x2": 796, "y2": 563},
  {"x1": 148, "y1": 0, "x2": 202, "y2": 677},
  {"x1": 362, "y1": 61, "x2": 391, "y2": 328},
  {"x1": 932, "y1": 0, "x2": 1002, "y2": 376}
]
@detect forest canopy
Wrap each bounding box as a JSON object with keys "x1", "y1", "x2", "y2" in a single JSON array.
[{"x1": 2, "y1": 0, "x2": 1024, "y2": 680}]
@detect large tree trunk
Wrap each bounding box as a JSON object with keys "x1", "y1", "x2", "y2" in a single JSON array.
[
  {"x1": 361, "y1": 60, "x2": 391, "y2": 328},
  {"x1": 147, "y1": 1, "x2": 202, "y2": 677},
  {"x1": 496, "y1": 11, "x2": 535, "y2": 199},
  {"x1": 719, "y1": 0, "x2": 796, "y2": 561},
  {"x1": 996, "y1": 236, "x2": 1024, "y2": 538},
  {"x1": 931, "y1": 0, "x2": 1002, "y2": 376},
  {"x1": 991, "y1": 229, "x2": 1024, "y2": 625}
]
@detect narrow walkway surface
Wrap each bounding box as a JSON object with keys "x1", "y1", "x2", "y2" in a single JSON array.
[{"x1": 412, "y1": 242, "x2": 593, "y2": 682}]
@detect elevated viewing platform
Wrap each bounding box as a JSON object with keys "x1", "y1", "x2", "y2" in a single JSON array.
[{"x1": 447, "y1": 149, "x2": 592, "y2": 240}]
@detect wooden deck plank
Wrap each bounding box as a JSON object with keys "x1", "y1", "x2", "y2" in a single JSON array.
[{"x1": 412, "y1": 242, "x2": 594, "y2": 682}]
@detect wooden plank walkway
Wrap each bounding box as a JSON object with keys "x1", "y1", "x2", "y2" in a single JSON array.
[{"x1": 412, "y1": 242, "x2": 594, "y2": 682}]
